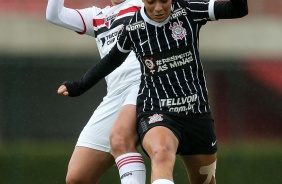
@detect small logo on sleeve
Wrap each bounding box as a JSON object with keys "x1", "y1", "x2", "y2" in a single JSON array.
[{"x1": 211, "y1": 140, "x2": 217, "y2": 147}]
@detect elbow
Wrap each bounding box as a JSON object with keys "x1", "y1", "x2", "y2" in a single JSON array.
[
  {"x1": 46, "y1": 13, "x2": 61, "y2": 25},
  {"x1": 45, "y1": 8, "x2": 58, "y2": 24},
  {"x1": 234, "y1": 0, "x2": 249, "y2": 17},
  {"x1": 240, "y1": 1, "x2": 249, "y2": 17},
  {"x1": 232, "y1": 0, "x2": 249, "y2": 18},
  {"x1": 241, "y1": 6, "x2": 249, "y2": 17},
  {"x1": 236, "y1": 6, "x2": 248, "y2": 18},
  {"x1": 46, "y1": 10, "x2": 54, "y2": 23},
  {"x1": 241, "y1": 9, "x2": 248, "y2": 18},
  {"x1": 244, "y1": 8, "x2": 249, "y2": 16},
  {"x1": 46, "y1": 14, "x2": 51, "y2": 23},
  {"x1": 243, "y1": 0, "x2": 249, "y2": 16}
]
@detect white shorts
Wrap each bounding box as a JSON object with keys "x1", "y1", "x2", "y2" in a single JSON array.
[{"x1": 76, "y1": 82, "x2": 139, "y2": 153}]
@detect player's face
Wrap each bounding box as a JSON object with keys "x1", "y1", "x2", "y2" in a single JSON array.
[
  {"x1": 111, "y1": 0, "x2": 126, "y2": 6},
  {"x1": 143, "y1": 0, "x2": 172, "y2": 23}
]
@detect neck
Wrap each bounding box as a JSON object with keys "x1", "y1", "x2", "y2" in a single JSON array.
[{"x1": 111, "y1": 0, "x2": 125, "y2": 6}]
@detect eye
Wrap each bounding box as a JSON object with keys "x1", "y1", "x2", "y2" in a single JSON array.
[{"x1": 147, "y1": 0, "x2": 154, "y2": 5}]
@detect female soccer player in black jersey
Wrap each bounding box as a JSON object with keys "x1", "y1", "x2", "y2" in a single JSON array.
[{"x1": 59, "y1": 0, "x2": 248, "y2": 183}]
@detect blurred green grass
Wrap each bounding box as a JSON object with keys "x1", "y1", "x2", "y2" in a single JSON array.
[{"x1": 0, "y1": 139, "x2": 282, "y2": 184}]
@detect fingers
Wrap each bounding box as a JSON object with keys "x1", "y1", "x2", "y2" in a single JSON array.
[{"x1": 57, "y1": 85, "x2": 69, "y2": 96}]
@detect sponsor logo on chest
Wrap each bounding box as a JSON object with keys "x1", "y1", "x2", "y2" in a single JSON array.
[
  {"x1": 171, "y1": 8, "x2": 187, "y2": 20},
  {"x1": 141, "y1": 46, "x2": 194, "y2": 75},
  {"x1": 126, "y1": 21, "x2": 146, "y2": 31},
  {"x1": 100, "y1": 30, "x2": 120, "y2": 47}
]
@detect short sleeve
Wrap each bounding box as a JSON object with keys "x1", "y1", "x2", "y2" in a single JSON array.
[
  {"x1": 183, "y1": 0, "x2": 216, "y2": 23},
  {"x1": 116, "y1": 19, "x2": 132, "y2": 53}
]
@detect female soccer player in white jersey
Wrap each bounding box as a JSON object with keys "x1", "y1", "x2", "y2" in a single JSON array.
[
  {"x1": 58, "y1": 0, "x2": 248, "y2": 183},
  {"x1": 46, "y1": 0, "x2": 147, "y2": 184}
]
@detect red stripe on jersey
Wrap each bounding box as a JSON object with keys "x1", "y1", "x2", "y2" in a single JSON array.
[
  {"x1": 93, "y1": 6, "x2": 141, "y2": 27},
  {"x1": 93, "y1": 19, "x2": 104, "y2": 27},
  {"x1": 118, "y1": 6, "x2": 141, "y2": 16}
]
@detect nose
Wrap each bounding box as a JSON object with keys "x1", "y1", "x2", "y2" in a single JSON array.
[{"x1": 154, "y1": 2, "x2": 163, "y2": 12}]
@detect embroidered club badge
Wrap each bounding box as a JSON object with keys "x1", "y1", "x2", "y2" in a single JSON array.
[
  {"x1": 169, "y1": 21, "x2": 187, "y2": 40},
  {"x1": 104, "y1": 14, "x2": 117, "y2": 28}
]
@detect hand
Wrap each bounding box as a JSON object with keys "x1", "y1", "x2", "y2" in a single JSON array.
[{"x1": 57, "y1": 85, "x2": 69, "y2": 96}]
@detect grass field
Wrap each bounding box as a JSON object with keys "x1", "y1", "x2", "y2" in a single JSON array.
[{"x1": 0, "y1": 139, "x2": 282, "y2": 184}]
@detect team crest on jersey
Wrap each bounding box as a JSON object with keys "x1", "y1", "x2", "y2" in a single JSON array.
[
  {"x1": 148, "y1": 114, "x2": 163, "y2": 124},
  {"x1": 143, "y1": 57, "x2": 156, "y2": 70},
  {"x1": 104, "y1": 13, "x2": 118, "y2": 28},
  {"x1": 169, "y1": 21, "x2": 187, "y2": 40}
]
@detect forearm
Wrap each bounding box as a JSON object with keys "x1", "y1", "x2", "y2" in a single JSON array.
[
  {"x1": 46, "y1": 0, "x2": 84, "y2": 32},
  {"x1": 214, "y1": 0, "x2": 248, "y2": 19},
  {"x1": 64, "y1": 45, "x2": 130, "y2": 97}
]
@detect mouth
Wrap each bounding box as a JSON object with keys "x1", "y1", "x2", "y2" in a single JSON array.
[
  {"x1": 155, "y1": 14, "x2": 164, "y2": 18},
  {"x1": 154, "y1": 14, "x2": 165, "y2": 21}
]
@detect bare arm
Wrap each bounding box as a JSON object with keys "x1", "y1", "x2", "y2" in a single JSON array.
[{"x1": 46, "y1": 0, "x2": 85, "y2": 32}]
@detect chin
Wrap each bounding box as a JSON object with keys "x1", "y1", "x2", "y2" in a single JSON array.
[
  {"x1": 154, "y1": 18, "x2": 165, "y2": 23},
  {"x1": 112, "y1": 0, "x2": 126, "y2": 5}
]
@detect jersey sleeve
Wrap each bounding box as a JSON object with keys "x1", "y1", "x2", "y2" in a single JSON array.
[
  {"x1": 181, "y1": 0, "x2": 212, "y2": 24},
  {"x1": 64, "y1": 44, "x2": 130, "y2": 97},
  {"x1": 76, "y1": 6, "x2": 102, "y2": 37},
  {"x1": 46, "y1": 0, "x2": 86, "y2": 32},
  {"x1": 116, "y1": 19, "x2": 133, "y2": 53},
  {"x1": 214, "y1": 0, "x2": 248, "y2": 19},
  {"x1": 183, "y1": 0, "x2": 248, "y2": 22}
]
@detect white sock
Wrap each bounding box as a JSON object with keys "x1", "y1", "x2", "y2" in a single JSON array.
[
  {"x1": 152, "y1": 179, "x2": 174, "y2": 184},
  {"x1": 115, "y1": 152, "x2": 146, "y2": 184}
]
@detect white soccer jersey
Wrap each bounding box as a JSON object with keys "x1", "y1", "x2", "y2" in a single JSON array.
[
  {"x1": 77, "y1": 0, "x2": 143, "y2": 94},
  {"x1": 46, "y1": 0, "x2": 144, "y2": 153}
]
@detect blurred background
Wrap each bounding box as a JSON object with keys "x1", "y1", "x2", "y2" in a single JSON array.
[{"x1": 0, "y1": 0, "x2": 282, "y2": 183}]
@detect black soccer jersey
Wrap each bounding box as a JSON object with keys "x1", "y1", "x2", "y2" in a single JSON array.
[
  {"x1": 64, "y1": 0, "x2": 248, "y2": 116},
  {"x1": 117, "y1": 0, "x2": 215, "y2": 115}
]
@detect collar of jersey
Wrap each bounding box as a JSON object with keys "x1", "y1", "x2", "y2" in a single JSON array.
[{"x1": 141, "y1": 7, "x2": 170, "y2": 27}]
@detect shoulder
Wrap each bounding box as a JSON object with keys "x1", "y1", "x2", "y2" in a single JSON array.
[
  {"x1": 77, "y1": 6, "x2": 102, "y2": 18},
  {"x1": 126, "y1": 0, "x2": 143, "y2": 7},
  {"x1": 119, "y1": 0, "x2": 143, "y2": 10},
  {"x1": 123, "y1": 11, "x2": 145, "y2": 32},
  {"x1": 174, "y1": 0, "x2": 208, "y2": 6}
]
